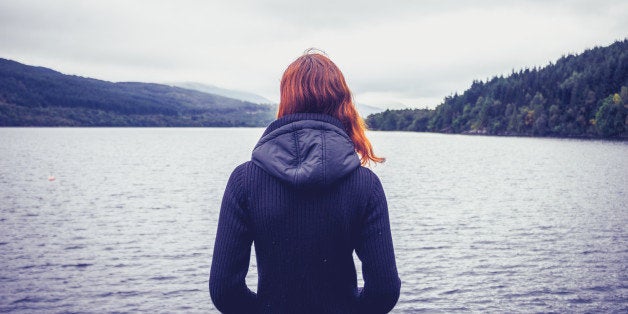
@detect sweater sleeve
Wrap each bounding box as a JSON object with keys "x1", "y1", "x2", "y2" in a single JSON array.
[
  {"x1": 355, "y1": 173, "x2": 401, "y2": 313},
  {"x1": 209, "y1": 164, "x2": 258, "y2": 313}
]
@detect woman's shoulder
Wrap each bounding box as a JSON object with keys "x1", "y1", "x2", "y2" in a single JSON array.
[
  {"x1": 346, "y1": 165, "x2": 383, "y2": 188},
  {"x1": 357, "y1": 165, "x2": 378, "y2": 175},
  {"x1": 356, "y1": 165, "x2": 381, "y2": 178},
  {"x1": 231, "y1": 161, "x2": 251, "y2": 174},
  {"x1": 225, "y1": 161, "x2": 254, "y2": 185},
  {"x1": 228, "y1": 160, "x2": 274, "y2": 182}
]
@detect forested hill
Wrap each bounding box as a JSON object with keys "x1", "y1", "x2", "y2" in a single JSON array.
[
  {"x1": 0, "y1": 58, "x2": 275, "y2": 126},
  {"x1": 367, "y1": 39, "x2": 628, "y2": 138}
]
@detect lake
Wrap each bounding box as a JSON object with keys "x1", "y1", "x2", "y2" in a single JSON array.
[{"x1": 0, "y1": 128, "x2": 626, "y2": 313}]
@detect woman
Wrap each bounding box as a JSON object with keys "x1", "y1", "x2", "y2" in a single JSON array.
[{"x1": 210, "y1": 50, "x2": 400, "y2": 313}]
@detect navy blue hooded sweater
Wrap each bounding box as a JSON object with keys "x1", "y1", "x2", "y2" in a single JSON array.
[{"x1": 210, "y1": 113, "x2": 400, "y2": 313}]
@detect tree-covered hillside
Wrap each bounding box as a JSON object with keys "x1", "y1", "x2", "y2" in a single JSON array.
[
  {"x1": 367, "y1": 39, "x2": 627, "y2": 138},
  {"x1": 0, "y1": 58, "x2": 275, "y2": 126}
]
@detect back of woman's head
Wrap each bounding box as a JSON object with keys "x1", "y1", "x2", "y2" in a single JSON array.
[{"x1": 278, "y1": 49, "x2": 384, "y2": 165}]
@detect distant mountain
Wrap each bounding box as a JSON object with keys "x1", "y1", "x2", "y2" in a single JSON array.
[
  {"x1": 171, "y1": 82, "x2": 273, "y2": 105},
  {"x1": 355, "y1": 103, "x2": 386, "y2": 117},
  {"x1": 369, "y1": 101, "x2": 409, "y2": 111},
  {"x1": 367, "y1": 39, "x2": 627, "y2": 138},
  {"x1": 0, "y1": 58, "x2": 275, "y2": 127},
  {"x1": 172, "y1": 81, "x2": 405, "y2": 118}
]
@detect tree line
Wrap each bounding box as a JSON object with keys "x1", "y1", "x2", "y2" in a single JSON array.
[{"x1": 367, "y1": 39, "x2": 627, "y2": 138}]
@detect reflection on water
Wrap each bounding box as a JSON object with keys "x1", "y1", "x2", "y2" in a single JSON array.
[{"x1": 0, "y1": 128, "x2": 626, "y2": 313}]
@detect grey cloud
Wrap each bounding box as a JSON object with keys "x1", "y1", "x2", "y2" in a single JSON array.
[{"x1": 0, "y1": 0, "x2": 626, "y2": 108}]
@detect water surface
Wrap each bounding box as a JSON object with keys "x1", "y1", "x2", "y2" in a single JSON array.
[{"x1": 0, "y1": 128, "x2": 626, "y2": 313}]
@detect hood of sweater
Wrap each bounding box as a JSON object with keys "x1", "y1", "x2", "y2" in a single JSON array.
[{"x1": 251, "y1": 113, "x2": 361, "y2": 188}]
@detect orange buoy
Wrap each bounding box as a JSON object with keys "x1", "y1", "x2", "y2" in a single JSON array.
[{"x1": 48, "y1": 175, "x2": 55, "y2": 181}]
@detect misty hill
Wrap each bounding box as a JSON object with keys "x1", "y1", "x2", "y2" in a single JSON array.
[
  {"x1": 367, "y1": 39, "x2": 627, "y2": 138},
  {"x1": 355, "y1": 103, "x2": 385, "y2": 117},
  {"x1": 0, "y1": 58, "x2": 275, "y2": 127},
  {"x1": 170, "y1": 82, "x2": 273, "y2": 105},
  {"x1": 170, "y1": 81, "x2": 390, "y2": 118},
  {"x1": 172, "y1": 81, "x2": 395, "y2": 118}
]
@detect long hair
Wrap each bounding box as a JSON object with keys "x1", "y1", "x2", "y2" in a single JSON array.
[{"x1": 277, "y1": 50, "x2": 384, "y2": 165}]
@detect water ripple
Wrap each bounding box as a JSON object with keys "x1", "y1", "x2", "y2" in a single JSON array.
[{"x1": 0, "y1": 128, "x2": 626, "y2": 313}]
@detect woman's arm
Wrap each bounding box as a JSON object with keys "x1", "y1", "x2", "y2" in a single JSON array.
[
  {"x1": 355, "y1": 173, "x2": 401, "y2": 313},
  {"x1": 209, "y1": 165, "x2": 257, "y2": 313}
]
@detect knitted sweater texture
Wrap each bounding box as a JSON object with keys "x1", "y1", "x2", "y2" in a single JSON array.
[{"x1": 210, "y1": 113, "x2": 400, "y2": 313}]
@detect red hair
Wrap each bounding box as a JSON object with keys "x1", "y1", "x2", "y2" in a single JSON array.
[{"x1": 277, "y1": 50, "x2": 384, "y2": 165}]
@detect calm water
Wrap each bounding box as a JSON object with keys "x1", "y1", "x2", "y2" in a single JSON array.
[{"x1": 0, "y1": 128, "x2": 626, "y2": 313}]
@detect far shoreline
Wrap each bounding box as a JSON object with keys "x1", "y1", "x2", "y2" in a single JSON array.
[{"x1": 3, "y1": 126, "x2": 626, "y2": 141}]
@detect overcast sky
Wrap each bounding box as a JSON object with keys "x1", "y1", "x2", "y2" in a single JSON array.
[{"x1": 0, "y1": 0, "x2": 626, "y2": 108}]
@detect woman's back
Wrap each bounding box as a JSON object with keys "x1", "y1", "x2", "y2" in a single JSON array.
[
  {"x1": 210, "y1": 51, "x2": 400, "y2": 313},
  {"x1": 210, "y1": 113, "x2": 399, "y2": 313}
]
